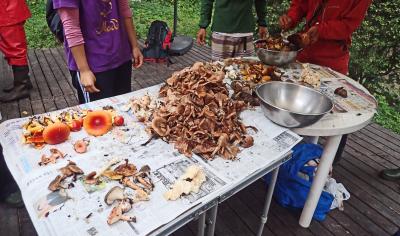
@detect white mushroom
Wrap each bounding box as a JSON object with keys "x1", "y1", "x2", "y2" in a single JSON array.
[
  {"x1": 164, "y1": 165, "x2": 206, "y2": 201},
  {"x1": 104, "y1": 186, "x2": 125, "y2": 206}
]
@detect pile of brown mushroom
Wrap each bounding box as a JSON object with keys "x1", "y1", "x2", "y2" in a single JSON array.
[
  {"x1": 103, "y1": 160, "x2": 155, "y2": 225},
  {"x1": 144, "y1": 62, "x2": 255, "y2": 160},
  {"x1": 48, "y1": 161, "x2": 84, "y2": 191}
]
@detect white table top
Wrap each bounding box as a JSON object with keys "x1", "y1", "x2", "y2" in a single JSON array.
[
  {"x1": 285, "y1": 64, "x2": 376, "y2": 137},
  {"x1": 0, "y1": 85, "x2": 301, "y2": 236}
]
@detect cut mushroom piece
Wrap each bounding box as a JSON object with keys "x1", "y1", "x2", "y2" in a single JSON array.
[
  {"x1": 85, "y1": 171, "x2": 98, "y2": 185},
  {"x1": 133, "y1": 188, "x2": 150, "y2": 203},
  {"x1": 107, "y1": 199, "x2": 136, "y2": 225},
  {"x1": 104, "y1": 186, "x2": 125, "y2": 205},
  {"x1": 134, "y1": 165, "x2": 154, "y2": 191},
  {"x1": 73, "y1": 139, "x2": 89, "y2": 154},
  {"x1": 136, "y1": 176, "x2": 154, "y2": 191},
  {"x1": 39, "y1": 148, "x2": 65, "y2": 166},
  {"x1": 240, "y1": 135, "x2": 254, "y2": 148},
  {"x1": 67, "y1": 162, "x2": 84, "y2": 175},
  {"x1": 93, "y1": 157, "x2": 120, "y2": 179},
  {"x1": 102, "y1": 170, "x2": 123, "y2": 180},
  {"x1": 59, "y1": 165, "x2": 73, "y2": 177},
  {"x1": 114, "y1": 159, "x2": 137, "y2": 177},
  {"x1": 120, "y1": 177, "x2": 142, "y2": 191},
  {"x1": 164, "y1": 165, "x2": 206, "y2": 201},
  {"x1": 48, "y1": 175, "x2": 65, "y2": 191}
]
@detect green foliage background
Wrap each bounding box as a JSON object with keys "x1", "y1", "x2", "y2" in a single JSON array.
[{"x1": 24, "y1": 0, "x2": 399, "y2": 133}]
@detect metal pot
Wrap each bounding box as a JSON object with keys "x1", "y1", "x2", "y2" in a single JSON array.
[
  {"x1": 254, "y1": 39, "x2": 301, "y2": 66},
  {"x1": 255, "y1": 81, "x2": 333, "y2": 128}
]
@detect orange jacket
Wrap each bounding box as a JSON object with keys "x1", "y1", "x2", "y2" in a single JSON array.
[
  {"x1": 0, "y1": 0, "x2": 31, "y2": 27},
  {"x1": 286, "y1": 0, "x2": 371, "y2": 74}
]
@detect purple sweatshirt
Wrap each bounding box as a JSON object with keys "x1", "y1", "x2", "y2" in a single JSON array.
[{"x1": 54, "y1": 0, "x2": 132, "y2": 73}]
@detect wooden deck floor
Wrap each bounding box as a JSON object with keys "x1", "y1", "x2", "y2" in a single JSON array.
[{"x1": 0, "y1": 44, "x2": 399, "y2": 236}]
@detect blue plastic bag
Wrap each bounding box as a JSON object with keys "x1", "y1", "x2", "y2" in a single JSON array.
[{"x1": 265, "y1": 143, "x2": 334, "y2": 221}]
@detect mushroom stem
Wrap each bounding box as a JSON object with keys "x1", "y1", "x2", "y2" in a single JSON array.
[
  {"x1": 136, "y1": 176, "x2": 154, "y2": 191},
  {"x1": 121, "y1": 177, "x2": 142, "y2": 191},
  {"x1": 106, "y1": 199, "x2": 136, "y2": 225}
]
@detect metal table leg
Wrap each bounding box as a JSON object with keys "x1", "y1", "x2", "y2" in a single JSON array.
[
  {"x1": 206, "y1": 203, "x2": 218, "y2": 236},
  {"x1": 197, "y1": 213, "x2": 206, "y2": 236},
  {"x1": 309, "y1": 136, "x2": 319, "y2": 144},
  {"x1": 303, "y1": 136, "x2": 319, "y2": 144},
  {"x1": 299, "y1": 135, "x2": 342, "y2": 228},
  {"x1": 256, "y1": 166, "x2": 280, "y2": 236}
]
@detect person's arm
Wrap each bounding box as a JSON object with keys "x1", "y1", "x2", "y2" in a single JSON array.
[
  {"x1": 255, "y1": 0, "x2": 267, "y2": 27},
  {"x1": 58, "y1": 8, "x2": 99, "y2": 93},
  {"x1": 199, "y1": 0, "x2": 214, "y2": 29},
  {"x1": 197, "y1": 0, "x2": 214, "y2": 45},
  {"x1": 118, "y1": 0, "x2": 143, "y2": 68},
  {"x1": 255, "y1": 0, "x2": 268, "y2": 39},
  {"x1": 315, "y1": 0, "x2": 372, "y2": 41},
  {"x1": 280, "y1": 0, "x2": 307, "y2": 30}
]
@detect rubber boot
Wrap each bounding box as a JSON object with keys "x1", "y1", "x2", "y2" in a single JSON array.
[
  {"x1": 0, "y1": 145, "x2": 24, "y2": 208},
  {"x1": 0, "y1": 65, "x2": 31, "y2": 102},
  {"x1": 380, "y1": 168, "x2": 400, "y2": 181},
  {"x1": 2, "y1": 65, "x2": 33, "y2": 93}
]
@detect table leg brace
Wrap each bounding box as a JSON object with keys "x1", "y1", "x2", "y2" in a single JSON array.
[
  {"x1": 257, "y1": 166, "x2": 280, "y2": 236},
  {"x1": 299, "y1": 135, "x2": 342, "y2": 228}
]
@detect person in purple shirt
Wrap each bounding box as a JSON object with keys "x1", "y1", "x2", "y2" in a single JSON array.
[{"x1": 53, "y1": 0, "x2": 143, "y2": 103}]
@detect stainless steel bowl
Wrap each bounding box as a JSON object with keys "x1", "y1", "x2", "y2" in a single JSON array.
[
  {"x1": 256, "y1": 48, "x2": 300, "y2": 66},
  {"x1": 256, "y1": 81, "x2": 333, "y2": 128},
  {"x1": 254, "y1": 39, "x2": 300, "y2": 66}
]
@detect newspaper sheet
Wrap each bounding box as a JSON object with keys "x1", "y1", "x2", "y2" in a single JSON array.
[{"x1": 0, "y1": 85, "x2": 301, "y2": 236}]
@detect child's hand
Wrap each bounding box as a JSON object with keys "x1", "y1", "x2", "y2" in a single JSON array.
[
  {"x1": 80, "y1": 70, "x2": 100, "y2": 93},
  {"x1": 133, "y1": 47, "x2": 143, "y2": 68}
]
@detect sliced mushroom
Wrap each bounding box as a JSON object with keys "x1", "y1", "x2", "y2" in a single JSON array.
[
  {"x1": 102, "y1": 170, "x2": 123, "y2": 180},
  {"x1": 114, "y1": 159, "x2": 137, "y2": 177},
  {"x1": 134, "y1": 165, "x2": 154, "y2": 191},
  {"x1": 133, "y1": 189, "x2": 150, "y2": 203},
  {"x1": 164, "y1": 165, "x2": 206, "y2": 201},
  {"x1": 104, "y1": 186, "x2": 125, "y2": 205},
  {"x1": 94, "y1": 157, "x2": 120, "y2": 179},
  {"x1": 59, "y1": 165, "x2": 73, "y2": 177},
  {"x1": 107, "y1": 199, "x2": 136, "y2": 225},
  {"x1": 136, "y1": 176, "x2": 154, "y2": 192},
  {"x1": 85, "y1": 171, "x2": 98, "y2": 185},
  {"x1": 120, "y1": 177, "x2": 142, "y2": 191},
  {"x1": 67, "y1": 162, "x2": 84, "y2": 175},
  {"x1": 334, "y1": 87, "x2": 348, "y2": 98},
  {"x1": 39, "y1": 148, "x2": 65, "y2": 166},
  {"x1": 240, "y1": 135, "x2": 254, "y2": 148},
  {"x1": 48, "y1": 175, "x2": 65, "y2": 191}
]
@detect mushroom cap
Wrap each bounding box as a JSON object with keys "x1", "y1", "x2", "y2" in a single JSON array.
[
  {"x1": 139, "y1": 165, "x2": 151, "y2": 173},
  {"x1": 104, "y1": 186, "x2": 125, "y2": 205},
  {"x1": 67, "y1": 162, "x2": 84, "y2": 175},
  {"x1": 102, "y1": 170, "x2": 123, "y2": 180},
  {"x1": 48, "y1": 175, "x2": 64, "y2": 192},
  {"x1": 114, "y1": 160, "x2": 137, "y2": 177}
]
